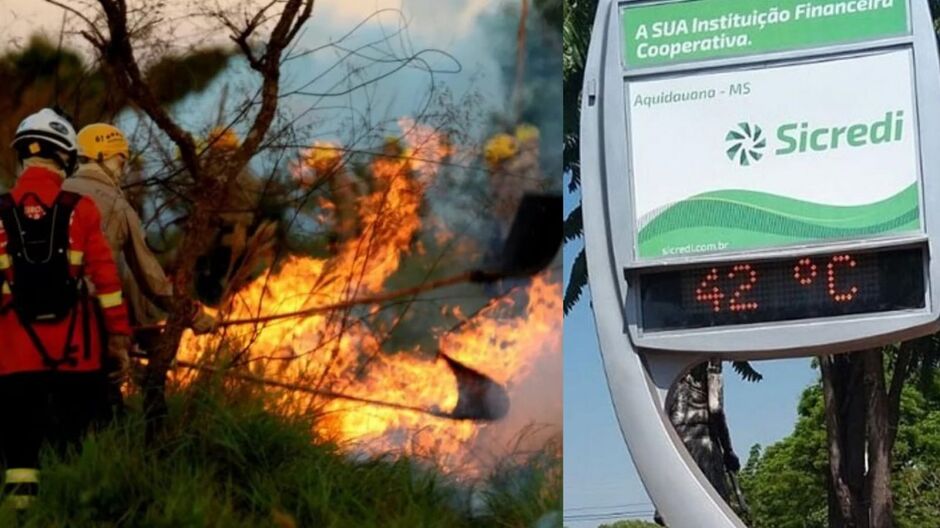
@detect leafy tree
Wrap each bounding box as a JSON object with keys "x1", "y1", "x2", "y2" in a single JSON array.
[
  {"x1": 0, "y1": 36, "x2": 231, "y2": 185},
  {"x1": 561, "y1": 0, "x2": 595, "y2": 314},
  {"x1": 741, "y1": 362, "x2": 940, "y2": 528}
]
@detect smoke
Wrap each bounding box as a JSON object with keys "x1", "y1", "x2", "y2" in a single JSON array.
[
  {"x1": 471, "y1": 323, "x2": 563, "y2": 463},
  {"x1": 475, "y1": 0, "x2": 563, "y2": 442},
  {"x1": 478, "y1": 0, "x2": 564, "y2": 185}
]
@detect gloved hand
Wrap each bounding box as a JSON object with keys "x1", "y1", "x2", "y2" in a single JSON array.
[
  {"x1": 106, "y1": 334, "x2": 132, "y2": 383},
  {"x1": 190, "y1": 308, "x2": 219, "y2": 335}
]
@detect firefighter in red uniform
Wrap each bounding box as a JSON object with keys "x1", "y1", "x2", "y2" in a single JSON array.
[{"x1": 0, "y1": 108, "x2": 131, "y2": 509}]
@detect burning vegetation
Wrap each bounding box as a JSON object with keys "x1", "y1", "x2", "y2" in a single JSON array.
[
  {"x1": 174, "y1": 120, "x2": 561, "y2": 477},
  {"x1": 0, "y1": 1, "x2": 562, "y2": 524}
]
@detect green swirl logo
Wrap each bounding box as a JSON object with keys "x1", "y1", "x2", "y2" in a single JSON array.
[{"x1": 725, "y1": 123, "x2": 766, "y2": 167}]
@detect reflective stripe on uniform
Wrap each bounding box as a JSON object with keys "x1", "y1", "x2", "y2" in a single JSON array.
[
  {"x1": 68, "y1": 250, "x2": 84, "y2": 266},
  {"x1": 98, "y1": 290, "x2": 122, "y2": 308},
  {"x1": 0, "y1": 254, "x2": 10, "y2": 270},
  {"x1": 2, "y1": 283, "x2": 9, "y2": 295},
  {"x1": 5, "y1": 468, "x2": 39, "y2": 484}
]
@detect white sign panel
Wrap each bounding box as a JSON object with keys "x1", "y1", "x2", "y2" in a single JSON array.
[{"x1": 628, "y1": 49, "x2": 921, "y2": 260}]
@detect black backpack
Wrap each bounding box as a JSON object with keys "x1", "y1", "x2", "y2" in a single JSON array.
[{"x1": 0, "y1": 191, "x2": 88, "y2": 369}]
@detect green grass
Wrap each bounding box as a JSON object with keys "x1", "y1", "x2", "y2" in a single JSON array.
[{"x1": 0, "y1": 380, "x2": 560, "y2": 527}]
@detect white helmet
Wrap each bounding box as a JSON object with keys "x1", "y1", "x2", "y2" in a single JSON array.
[{"x1": 11, "y1": 108, "x2": 78, "y2": 173}]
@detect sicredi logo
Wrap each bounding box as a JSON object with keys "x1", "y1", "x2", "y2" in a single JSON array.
[
  {"x1": 726, "y1": 111, "x2": 905, "y2": 166},
  {"x1": 725, "y1": 123, "x2": 766, "y2": 167}
]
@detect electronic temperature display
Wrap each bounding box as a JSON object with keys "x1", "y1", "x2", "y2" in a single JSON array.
[{"x1": 639, "y1": 247, "x2": 926, "y2": 331}]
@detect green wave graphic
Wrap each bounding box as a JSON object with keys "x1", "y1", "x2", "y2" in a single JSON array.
[{"x1": 638, "y1": 184, "x2": 920, "y2": 258}]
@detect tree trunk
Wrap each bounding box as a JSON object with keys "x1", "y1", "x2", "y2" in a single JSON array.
[
  {"x1": 145, "y1": 180, "x2": 222, "y2": 434},
  {"x1": 822, "y1": 347, "x2": 906, "y2": 528},
  {"x1": 821, "y1": 354, "x2": 861, "y2": 527},
  {"x1": 841, "y1": 354, "x2": 869, "y2": 528},
  {"x1": 862, "y1": 349, "x2": 894, "y2": 528}
]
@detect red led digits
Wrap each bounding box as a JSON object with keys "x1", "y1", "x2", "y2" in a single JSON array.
[
  {"x1": 793, "y1": 258, "x2": 817, "y2": 286},
  {"x1": 728, "y1": 264, "x2": 758, "y2": 312},
  {"x1": 696, "y1": 265, "x2": 758, "y2": 313},
  {"x1": 695, "y1": 268, "x2": 724, "y2": 312},
  {"x1": 827, "y1": 254, "x2": 859, "y2": 303},
  {"x1": 690, "y1": 253, "x2": 858, "y2": 316}
]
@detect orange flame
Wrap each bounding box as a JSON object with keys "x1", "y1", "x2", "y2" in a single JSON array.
[{"x1": 179, "y1": 119, "x2": 560, "y2": 476}]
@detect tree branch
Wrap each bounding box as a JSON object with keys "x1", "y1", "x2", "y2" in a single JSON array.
[
  {"x1": 887, "y1": 340, "x2": 918, "y2": 446},
  {"x1": 234, "y1": 0, "x2": 311, "y2": 165},
  {"x1": 89, "y1": 0, "x2": 199, "y2": 171},
  {"x1": 41, "y1": 0, "x2": 106, "y2": 44},
  {"x1": 135, "y1": 268, "x2": 516, "y2": 332}
]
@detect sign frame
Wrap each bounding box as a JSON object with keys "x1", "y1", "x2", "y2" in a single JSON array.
[{"x1": 586, "y1": 0, "x2": 940, "y2": 360}]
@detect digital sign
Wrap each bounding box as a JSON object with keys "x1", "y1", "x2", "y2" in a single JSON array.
[
  {"x1": 582, "y1": 0, "x2": 940, "y2": 524},
  {"x1": 639, "y1": 247, "x2": 926, "y2": 331}
]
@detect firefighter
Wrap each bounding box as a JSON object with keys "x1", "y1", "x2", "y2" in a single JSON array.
[
  {"x1": 0, "y1": 108, "x2": 131, "y2": 509},
  {"x1": 64, "y1": 123, "x2": 217, "y2": 351},
  {"x1": 192, "y1": 127, "x2": 264, "y2": 305}
]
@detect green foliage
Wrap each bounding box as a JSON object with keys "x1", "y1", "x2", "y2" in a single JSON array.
[
  {"x1": 741, "y1": 367, "x2": 940, "y2": 527},
  {"x1": 561, "y1": 0, "x2": 595, "y2": 315},
  {"x1": 562, "y1": 0, "x2": 598, "y2": 191},
  {"x1": 731, "y1": 361, "x2": 763, "y2": 383},
  {"x1": 145, "y1": 49, "x2": 232, "y2": 106},
  {"x1": 0, "y1": 382, "x2": 557, "y2": 527},
  {"x1": 0, "y1": 36, "x2": 232, "y2": 184},
  {"x1": 739, "y1": 385, "x2": 829, "y2": 528},
  {"x1": 597, "y1": 520, "x2": 659, "y2": 528},
  {"x1": 563, "y1": 248, "x2": 586, "y2": 315},
  {"x1": 476, "y1": 435, "x2": 562, "y2": 528}
]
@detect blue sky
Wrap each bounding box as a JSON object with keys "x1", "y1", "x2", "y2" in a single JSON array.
[
  {"x1": 562, "y1": 186, "x2": 819, "y2": 527},
  {"x1": 4, "y1": 1, "x2": 506, "y2": 136}
]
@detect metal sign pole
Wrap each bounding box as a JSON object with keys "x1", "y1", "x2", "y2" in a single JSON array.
[{"x1": 582, "y1": 8, "x2": 745, "y2": 524}]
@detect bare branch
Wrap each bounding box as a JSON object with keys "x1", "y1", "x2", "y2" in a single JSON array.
[
  {"x1": 87, "y1": 0, "x2": 199, "y2": 171},
  {"x1": 286, "y1": 0, "x2": 315, "y2": 44},
  {"x1": 235, "y1": 0, "x2": 314, "y2": 167},
  {"x1": 41, "y1": 0, "x2": 106, "y2": 44}
]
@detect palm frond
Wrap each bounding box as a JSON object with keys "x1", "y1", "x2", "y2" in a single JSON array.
[
  {"x1": 564, "y1": 204, "x2": 583, "y2": 242},
  {"x1": 564, "y1": 248, "x2": 588, "y2": 315},
  {"x1": 732, "y1": 361, "x2": 763, "y2": 383}
]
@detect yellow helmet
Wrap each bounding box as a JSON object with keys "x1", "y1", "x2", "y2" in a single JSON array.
[
  {"x1": 484, "y1": 133, "x2": 518, "y2": 166},
  {"x1": 77, "y1": 123, "x2": 129, "y2": 162},
  {"x1": 514, "y1": 123, "x2": 540, "y2": 143}
]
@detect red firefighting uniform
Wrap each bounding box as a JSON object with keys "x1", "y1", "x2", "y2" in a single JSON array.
[{"x1": 0, "y1": 166, "x2": 130, "y2": 375}]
